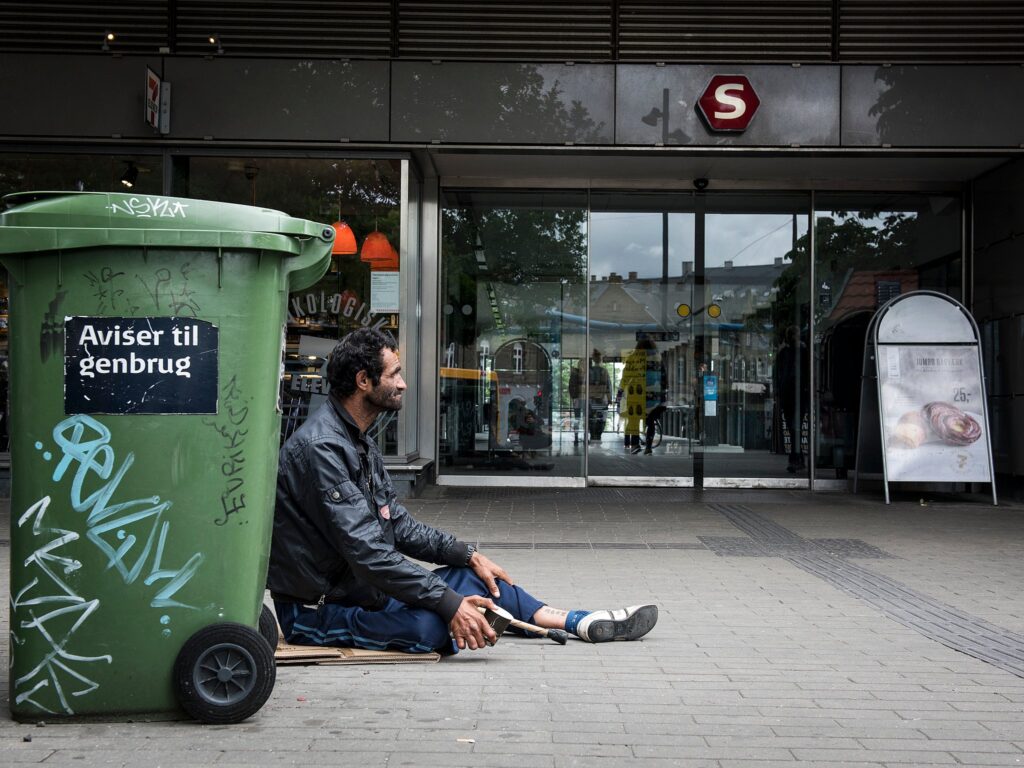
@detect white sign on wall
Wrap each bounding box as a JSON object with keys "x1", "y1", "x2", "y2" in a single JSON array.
[{"x1": 370, "y1": 271, "x2": 401, "y2": 314}]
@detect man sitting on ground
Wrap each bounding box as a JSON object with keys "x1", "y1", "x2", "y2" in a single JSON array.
[{"x1": 268, "y1": 328, "x2": 658, "y2": 652}]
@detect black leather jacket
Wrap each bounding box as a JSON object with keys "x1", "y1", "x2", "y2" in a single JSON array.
[{"x1": 267, "y1": 395, "x2": 469, "y2": 622}]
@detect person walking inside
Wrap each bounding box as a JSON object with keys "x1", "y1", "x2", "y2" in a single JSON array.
[
  {"x1": 617, "y1": 337, "x2": 667, "y2": 454},
  {"x1": 586, "y1": 349, "x2": 612, "y2": 442},
  {"x1": 775, "y1": 325, "x2": 809, "y2": 473}
]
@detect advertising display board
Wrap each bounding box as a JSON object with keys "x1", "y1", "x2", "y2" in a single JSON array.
[
  {"x1": 879, "y1": 345, "x2": 988, "y2": 481},
  {"x1": 855, "y1": 292, "x2": 996, "y2": 504}
]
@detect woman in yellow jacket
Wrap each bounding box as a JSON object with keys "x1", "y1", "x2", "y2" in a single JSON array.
[{"x1": 616, "y1": 337, "x2": 667, "y2": 454}]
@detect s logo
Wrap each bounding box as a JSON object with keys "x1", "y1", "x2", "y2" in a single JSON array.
[{"x1": 697, "y1": 75, "x2": 761, "y2": 132}]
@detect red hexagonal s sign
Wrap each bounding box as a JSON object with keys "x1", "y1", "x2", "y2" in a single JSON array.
[{"x1": 697, "y1": 75, "x2": 760, "y2": 132}]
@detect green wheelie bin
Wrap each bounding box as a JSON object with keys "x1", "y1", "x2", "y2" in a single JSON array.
[{"x1": 1, "y1": 191, "x2": 333, "y2": 723}]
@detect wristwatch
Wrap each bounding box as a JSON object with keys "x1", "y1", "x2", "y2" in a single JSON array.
[{"x1": 464, "y1": 544, "x2": 477, "y2": 565}]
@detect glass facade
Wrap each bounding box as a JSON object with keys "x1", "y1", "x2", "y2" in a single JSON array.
[
  {"x1": 0, "y1": 153, "x2": 164, "y2": 198},
  {"x1": 439, "y1": 190, "x2": 588, "y2": 475},
  {"x1": 439, "y1": 189, "x2": 961, "y2": 486},
  {"x1": 177, "y1": 156, "x2": 408, "y2": 455}
]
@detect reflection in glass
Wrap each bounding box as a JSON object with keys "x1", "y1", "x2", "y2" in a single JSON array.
[
  {"x1": 704, "y1": 199, "x2": 810, "y2": 479},
  {"x1": 182, "y1": 156, "x2": 405, "y2": 454},
  {"x1": 813, "y1": 194, "x2": 962, "y2": 477},
  {"x1": 440, "y1": 190, "x2": 587, "y2": 476},
  {"x1": 588, "y1": 199, "x2": 696, "y2": 479},
  {"x1": 0, "y1": 152, "x2": 163, "y2": 198}
]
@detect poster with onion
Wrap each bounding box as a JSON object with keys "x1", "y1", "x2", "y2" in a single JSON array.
[{"x1": 878, "y1": 345, "x2": 990, "y2": 482}]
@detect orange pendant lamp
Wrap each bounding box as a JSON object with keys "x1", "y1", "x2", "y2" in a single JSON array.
[
  {"x1": 360, "y1": 230, "x2": 392, "y2": 263},
  {"x1": 330, "y1": 221, "x2": 357, "y2": 255},
  {"x1": 361, "y1": 229, "x2": 399, "y2": 271},
  {"x1": 373, "y1": 244, "x2": 400, "y2": 271}
]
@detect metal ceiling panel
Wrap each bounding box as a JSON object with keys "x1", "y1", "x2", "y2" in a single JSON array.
[
  {"x1": 0, "y1": 1, "x2": 168, "y2": 54},
  {"x1": 617, "y1": 1, "x2": 834, "y2": 62},
  {"x1": 838, "y1": 1, "x2": 1024, "y2": 62},
  {"x1": 174, "y1": 1, "x2": 392, "y2": 57},
  {"x1": 0, "y1": 1, "x2": 1020, "y2": 63},
  {"x1": 397, "y1": 1, "x2": 613, "y2": 60}
]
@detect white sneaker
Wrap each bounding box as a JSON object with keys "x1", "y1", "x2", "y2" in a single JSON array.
[{"x1": 576, "y1": 604, "x2": 658, "y2": 642}]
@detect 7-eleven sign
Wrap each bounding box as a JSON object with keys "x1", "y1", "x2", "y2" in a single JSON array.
[
  {"x1": 145, "y1": 68, "x2": 170, "y2": 134},
  {"x1": 146, "y1": 68, "x2": 161, "y2": 130}
]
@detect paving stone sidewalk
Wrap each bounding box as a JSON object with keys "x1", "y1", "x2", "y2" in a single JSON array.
[{"x1": 3, "y1": 487, "x2": 1024, "y2": 767}]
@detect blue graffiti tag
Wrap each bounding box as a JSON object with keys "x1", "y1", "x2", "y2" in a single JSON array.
[{"x1": 50, "y1": 414, "x2": 205, "y2": 608}]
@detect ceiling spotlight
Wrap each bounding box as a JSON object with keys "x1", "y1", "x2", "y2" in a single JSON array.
[
  {"x1": 102, "y1": 30, "x2": 116, "y2": 51},
  {"x1": 120, "y1": 162, "x2": 139, "y2": 189}
]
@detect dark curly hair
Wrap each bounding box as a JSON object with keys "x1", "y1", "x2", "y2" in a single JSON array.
[{"x1": 326, "y1": 328, "x2": 398, "y2": 397}]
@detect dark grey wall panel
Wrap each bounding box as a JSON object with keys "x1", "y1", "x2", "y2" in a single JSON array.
[
  {"x1": 392, "y1": 62, "x2": 614, "y2": 144},
  {"x1": 0, "y1": 54, "x2": 163, "y2": 138},
  {"x1": 616, "y1": 65, "x2": 839, "y2": 147},
  {"x1": 975, "y1": 158, "x2": 1024, "y2": 251},
  {"x1": 842, "y1": 66, "x2": 1024, "y2": 147},
  {"x1": 973, "y1": 158, "x2": 1024, "y2": 320},
  {"x1": 165, "y1": 58, "x2": 388, "y2": 141}
]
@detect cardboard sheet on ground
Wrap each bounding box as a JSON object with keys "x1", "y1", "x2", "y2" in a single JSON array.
[{"x1": 275, "y1": 640, "x2": 440, "y2": 665}]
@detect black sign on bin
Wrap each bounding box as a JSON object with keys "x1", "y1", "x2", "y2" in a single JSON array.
[{"x1": 64, "y1": 316, "x2": 218, "y2": 414}]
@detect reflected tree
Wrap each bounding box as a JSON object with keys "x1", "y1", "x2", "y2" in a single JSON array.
[
  {"x1": 775, "y1": 209, "x2": 918, "y2": 334},
  {"x1": 442, "y1": 205, "x2": 587, "y2": 357},
  {"x1": 396, "y1": 64, "x2": 607, "y2": 144}
]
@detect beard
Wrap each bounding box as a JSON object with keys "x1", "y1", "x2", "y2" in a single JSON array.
[{"x1": 368, "y1": 384, "x2": 404, "y2": 412}]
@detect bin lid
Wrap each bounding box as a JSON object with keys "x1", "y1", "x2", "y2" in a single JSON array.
[{"x1": 0, "y1": 191, "x2": 335, "y2": 255}]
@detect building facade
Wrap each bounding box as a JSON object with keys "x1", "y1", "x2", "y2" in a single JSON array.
[{"x1": 1, "y1": 2, "x2": 1022, "y2": 495}]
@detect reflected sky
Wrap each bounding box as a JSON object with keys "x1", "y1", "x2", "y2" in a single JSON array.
[
  {"x1": 590, "y1": 211, "x2": 806, "y2": 278},
  {"x1": 707, "y1": 214, "x2": 806, "y2": 269}
]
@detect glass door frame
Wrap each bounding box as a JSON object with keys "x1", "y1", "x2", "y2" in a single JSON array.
[{"x1": 586, "y1": 191, "x2": 819, "y2": 490}]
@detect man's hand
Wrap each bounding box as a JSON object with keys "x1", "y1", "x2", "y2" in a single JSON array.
[
  {"x1": 469, "y1": 551, "x2": 513, "y2": 598},
  {"x1": 449, "y1": 595, "x2": 497, "y2": 650}
]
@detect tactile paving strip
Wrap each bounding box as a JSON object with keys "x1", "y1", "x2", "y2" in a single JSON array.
[
  {"x1": 698, "y1": 535, "x2": 894, "y2": 559},
  {"x1": 709, "y1": 503, "x2": 1024, "y2": 678}
]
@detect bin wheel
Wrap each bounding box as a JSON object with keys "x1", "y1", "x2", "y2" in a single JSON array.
[
  {"x1": 258, "y1": 604, "x2": 279, "y2": 650},
  {"x1": 174, "y1": 622, "x2": 276, "y2": 724}
]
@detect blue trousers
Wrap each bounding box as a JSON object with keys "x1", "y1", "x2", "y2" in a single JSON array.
[{"x1": 274, "y1": 566, "x2": 546, "y2": 654}]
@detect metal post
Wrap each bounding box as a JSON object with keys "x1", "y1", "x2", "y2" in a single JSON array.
[{"x1": 808, "y1": 192, "x2": 816, "y2": 491}]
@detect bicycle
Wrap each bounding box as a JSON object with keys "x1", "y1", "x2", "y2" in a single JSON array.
[
  {"x1": 623, "y1": 420, "x2": 663, "y2": 454},
  {"x1": 641, "y1": 419, "x2": 663, "y2": 450}
]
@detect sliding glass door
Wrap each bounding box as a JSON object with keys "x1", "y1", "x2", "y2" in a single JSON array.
[
  {"x1": 588, "y1": 194, "x2": 696, "y2": 482},
  {"x1": 700, "y1": 196, "x2": 811, "y2": 482}
]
